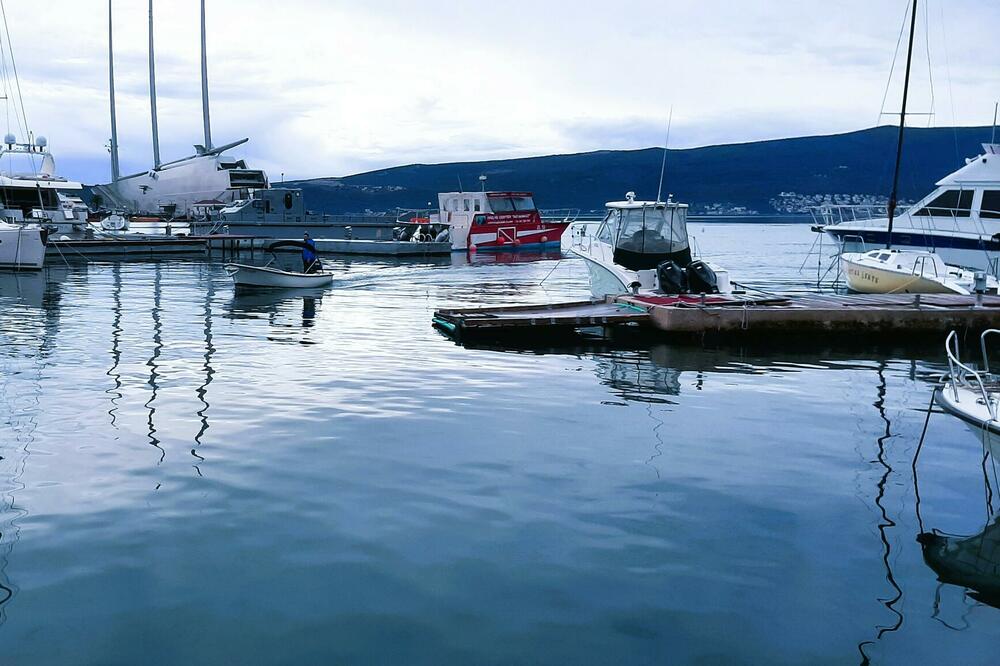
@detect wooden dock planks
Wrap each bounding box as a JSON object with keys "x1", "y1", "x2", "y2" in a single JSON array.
[{"x1": 433, "y1": 293, "x2": 1000, "y2": 341}]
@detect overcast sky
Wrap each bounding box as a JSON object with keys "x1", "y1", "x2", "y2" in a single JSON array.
[{"x1": 4, "y1": 0, "x2": 998, "y2": 183}]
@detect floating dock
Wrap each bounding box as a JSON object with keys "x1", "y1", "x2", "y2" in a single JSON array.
[
  {"x1": 46, "y1": 234, "x2": 450, "y2": 259},
  {"x1": 433, "y1": 293, "x2": 1000, "y2": 342}
]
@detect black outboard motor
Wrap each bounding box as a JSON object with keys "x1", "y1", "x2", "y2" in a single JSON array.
[
  {"x1": 686, "y1": 260, "x2": 720, "y2": 294},
  {"x1": 656, "y1": 260, "x2": 687, "y2": 294}
]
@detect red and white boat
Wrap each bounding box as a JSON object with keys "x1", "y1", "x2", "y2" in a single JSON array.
[{"x1": 419, "y1": 191, "x2": 571, "y2": 252}]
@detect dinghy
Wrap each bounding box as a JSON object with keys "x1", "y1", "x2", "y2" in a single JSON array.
[{"x1": 225, "y1": 240, "x2": 334, "y2": 290}]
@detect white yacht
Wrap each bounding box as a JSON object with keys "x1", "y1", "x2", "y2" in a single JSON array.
[
  {"x1": 571, "y1": 192, "x2": 731, "y2": 298},
  {"x1": 92, "y1": 0, "x2": 267, "y2": 218},
  {"x1": 817, "y1": 145, "x2": 1000, "y2": 274},
  {"x1": 0, "y1": 136, "x2": 87, "y2": 268}
]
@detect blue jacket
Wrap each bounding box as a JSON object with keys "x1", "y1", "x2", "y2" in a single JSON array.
[{"x1": 302, "y1": 239, "x2": 317, "y2": 262}]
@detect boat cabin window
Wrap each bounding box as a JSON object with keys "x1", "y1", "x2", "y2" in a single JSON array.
[
  {"x1": 488, "y1": 195, "x2": 536, "y2": 213},
  {"x1": 474, "y1": 200, "x2": 481, "y2": 212},
  {"x1": 981, "y1": 190, "x2": 1000, "y2": 219},
  {"x1": 913, "y1": 189, "x2": 973, "y2": 217},
  {"x1": 0, "y1": 187, "x2": 58, "y2": 209},
  {"x1": 616, "y1": 206, "x2": 688, "y2": 252},
  {"x1": 463, "y1": 199, "x2": 470, "y2": 212},
  {"x1": 596, "y1": 210, "x2": 619, "y2": 243},
  {"x1": 877, "y1": 252, "x2": 891, "y2": 261}
]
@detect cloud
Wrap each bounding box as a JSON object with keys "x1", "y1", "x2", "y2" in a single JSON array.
[{"x1": 0, "y1": 0, "x2": 995, "y2": 183}]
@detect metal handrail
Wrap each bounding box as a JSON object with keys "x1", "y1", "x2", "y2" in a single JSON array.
[
  {"x1": 980, "y1": 329, "x2": 1000, "y2": 375},
  {"x1": 945, "y1": 330, "x2": 997, "y2": 420}
]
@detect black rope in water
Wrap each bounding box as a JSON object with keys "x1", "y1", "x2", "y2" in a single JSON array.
[{"x1": 911, "y1": 388, "x2": 938, "y2": 535}]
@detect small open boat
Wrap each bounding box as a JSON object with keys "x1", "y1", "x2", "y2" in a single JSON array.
[
  {"x1": 935, "y1": 329, "x2": 1000, "y2": 453},
  {"x1": 225, "y1": 240, "x2": 334, "y2": 290}
]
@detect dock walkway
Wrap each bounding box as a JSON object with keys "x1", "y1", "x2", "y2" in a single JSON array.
[{"x1": 433, "y1": 293, "x2": 1000, "y2": 341}]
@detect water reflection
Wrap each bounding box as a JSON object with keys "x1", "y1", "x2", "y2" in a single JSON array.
[{"x1": 920, "y1": 518, "x2": 1000, "y2": 610}]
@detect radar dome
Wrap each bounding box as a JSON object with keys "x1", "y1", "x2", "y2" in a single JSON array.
[
  {"x1": 35, "y1": 136, "x2": 47, "y2": 148},
  {"x1": 4, "y1": 133, "x2": 15, "y2": 145}
]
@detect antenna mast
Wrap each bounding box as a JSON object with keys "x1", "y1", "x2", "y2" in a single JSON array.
[
  {"x1": 886, "y1": 0, "x2": 918, "y2": 250},
  {"x1": 148, "y1": 0, "x2": 160, "y2": 168},
  {"x1": 108, "y1": 0, "x2": 120, "y2": 181},
  {"x1": 992, "y1": 101, "x2": 998, "y2": 145},
  {"x1": 656, "y1": 105, "x2": 674, "y2": 204},
  {"x1": 200, "y1": 0, "x2": 212, "y2": 150}
]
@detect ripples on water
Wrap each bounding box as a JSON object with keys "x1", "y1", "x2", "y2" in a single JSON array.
[{"x1": 1, "y1": 224, "x2": 1000, "y2": 663}]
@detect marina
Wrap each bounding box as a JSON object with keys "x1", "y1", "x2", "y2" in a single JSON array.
[{"x1": 4, "y1": 0, "x2": 1000, "y2": 662}]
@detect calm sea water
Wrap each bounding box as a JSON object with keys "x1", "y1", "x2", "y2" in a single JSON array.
[{"x1": 2, "y1": 224, "x2": 999, "y2": 664}]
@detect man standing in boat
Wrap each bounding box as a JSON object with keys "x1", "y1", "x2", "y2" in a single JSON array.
[{"x1": 302, "y1": 232, "x2": 318, "y2": 273}]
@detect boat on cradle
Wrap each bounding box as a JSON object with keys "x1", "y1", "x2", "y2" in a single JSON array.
[
  {"x1": 225, "y1": 240, "x2": 334, "y2": 290},
  {"x1": 935, "y1": 329, "x2": 1000, "y2": 452},
  {"x1": 840, "y1": 248, "x2": 997, "y2": 294},
  {"x1": 415, "y1": 190, "x2": 573, "y2": 252},
  {"x1": 570, "y1": 192, "x2": 732, "y2": 299}
]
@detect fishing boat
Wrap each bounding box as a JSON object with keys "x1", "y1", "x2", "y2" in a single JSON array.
[
  {"x1": 935, "y1": 329, "x2": 1000, "y2": 452},
  {"x1": 841, "y1": 248, "x2": 997, "y2": 294},
  {"x1": 570, "y1": 192, "x2": 731, "y2": 298},
  {"x1": 821, "y1": 0, "x2": 1000, "y2": 282},
  {"x1": 424, "y1": 190, "x2": 571, "y2": 252},
  {"x1": 225, "y1": 241, "x2": 334, "y2": 290}
]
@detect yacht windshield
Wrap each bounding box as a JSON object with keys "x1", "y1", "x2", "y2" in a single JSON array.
[{"x1": 611, "y1": 205, "x2": 691, "y2": 271}]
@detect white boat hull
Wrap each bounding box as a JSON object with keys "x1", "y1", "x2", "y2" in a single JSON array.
[
  {"x1": 935, "y1": 385, "x2": 1000, "y2": 455},
  {"x1": 0, "y1": 225, "x2": 45, "y2": 270},
  {"x1": 841, "y1": 257, "x2": 963, "y2": 294},
  {"x1": 225, "y1": 263, "x2": 334, "y2": 289}
]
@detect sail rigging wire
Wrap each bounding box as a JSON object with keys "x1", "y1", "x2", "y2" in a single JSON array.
[
  {"x1": 937, "y1": 0, "x2": 961, "y2": 163},
  {"x1": 922, "y1": 0, "x2": 935, "y2": 128},
  {"x1": 0, "y1": 1, "x2": 29, "y2": 141},
  {"x1": 877, "y1": 1, "x2": 913, "y2": 126}
]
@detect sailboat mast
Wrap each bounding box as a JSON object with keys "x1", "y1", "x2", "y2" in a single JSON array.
[
  {"x1": 200, "y1": 0, "x2": 212, "y2": 150},
  {"x1": 148, "y1": 0, "x2": 161, "y2": 168},
  {"x1": 108, "y1": 0, "x2": 120, "y2": 181},
  {"x1": 886, "y1": 0, "x2": 918, "y2": 250}
]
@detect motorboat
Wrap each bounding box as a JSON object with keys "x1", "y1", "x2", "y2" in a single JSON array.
[
  {"x1": 570, "y1": 192, "x2": 731, "y2": 298},
  {"x1": 935, "y1": 329, "x2": 1000, "y2": 453},
  {"x1": 840, "y1": 248, "x2": 998, "y2": 294},
  {"x1": 416, "y1": 190, "x2": 572, "y2": 252},
  {"x1": 0, "y1": 221, "x2": 46, "y2": 270},
  {"x1": 225, "y1": 241, "x2": 334, "y2": 290}
]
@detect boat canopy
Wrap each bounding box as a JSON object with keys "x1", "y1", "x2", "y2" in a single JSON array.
[
  {"x1": 266, "y1": 240, "x2": 314, "y2": 253},
  {"x1": 598, "y1": 201, "x2": 691, "y2": 271}
]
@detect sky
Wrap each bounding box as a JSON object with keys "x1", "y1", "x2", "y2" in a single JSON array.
[{"x1": 3, "y1": 0, "x2": 998, "y2": 183}]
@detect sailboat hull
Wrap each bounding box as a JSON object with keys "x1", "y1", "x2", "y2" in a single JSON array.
[{"x1": 840, "y1": 254, "x2": 968, "y2": 294}]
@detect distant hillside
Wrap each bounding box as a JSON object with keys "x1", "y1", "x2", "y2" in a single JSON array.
[{"x1": 281, "y1": 125, "x2": 994, "y2": 215}]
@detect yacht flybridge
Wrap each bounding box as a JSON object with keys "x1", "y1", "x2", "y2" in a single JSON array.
[
  {"x1": 93, "y1": 0, "x2": 267, "y2": 218},
  {"x1": 571, "y1": 192, "x2": 731, "y2": 298}
]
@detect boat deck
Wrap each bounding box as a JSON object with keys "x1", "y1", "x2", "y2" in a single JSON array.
[{"x1": 434, "y1": 292, "x2": 1000, "y2": 341}]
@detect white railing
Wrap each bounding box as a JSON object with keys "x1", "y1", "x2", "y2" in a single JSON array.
[{"x1": 945, "y1": 329, "x2": 998, "y2": 420}]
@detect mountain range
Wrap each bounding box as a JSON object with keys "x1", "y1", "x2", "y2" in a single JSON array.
[{"x1": 279, "y1": 125, "x2": 996, "y2": 215}]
